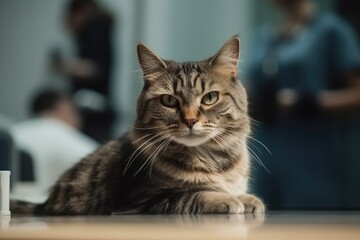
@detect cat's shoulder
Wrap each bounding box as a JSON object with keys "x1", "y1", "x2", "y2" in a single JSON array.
[
  {"x1": 94, "y1": 132, "x2": 133, "y2": 154},
  {"x1": 87, "y1": 132, "x2": 136, "y2": 163}
]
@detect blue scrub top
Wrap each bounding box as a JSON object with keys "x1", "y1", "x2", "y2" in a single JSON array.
[{"x1": 246, "y1": 13, "x2": 360, "y2": 209}]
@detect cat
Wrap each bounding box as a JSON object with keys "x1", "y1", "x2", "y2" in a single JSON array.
[{"x1": 11, "y1": 36, "x2": 265, "y2": 215}]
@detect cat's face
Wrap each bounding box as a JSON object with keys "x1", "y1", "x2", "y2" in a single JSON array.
[{"x1": 136, "y1": 37, "x2": 249, "y2": 147}]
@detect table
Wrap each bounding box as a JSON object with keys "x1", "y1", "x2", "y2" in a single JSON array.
[{"x1": 1, "y1": 212, "x2": 359, "y2": 240}]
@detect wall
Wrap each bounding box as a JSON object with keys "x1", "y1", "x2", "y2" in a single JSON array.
[
  {"x1": 0, "y1": 0, "x2": 254, "y2": 136},
  {"x1": 0, "y1": 0, "x2": 68, "y2": 121}
]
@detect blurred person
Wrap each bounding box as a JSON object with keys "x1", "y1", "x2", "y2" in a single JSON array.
[
  {"x1": 246, "y1": 0, "x2": 360, "y2": 209},
  {"x1": 52, "y1": 0, "x2": 116, "y2": 143},
  {"x1": 0, "y1": 114, "x2": 14, "y2": 171},
  {"x1": 11, "y1": 89, "x2": 98, "y2": 202}
]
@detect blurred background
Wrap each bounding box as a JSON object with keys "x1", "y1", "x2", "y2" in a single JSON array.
[{"x1": 0, "y1": 0, "x2": 359, "y2": 210}]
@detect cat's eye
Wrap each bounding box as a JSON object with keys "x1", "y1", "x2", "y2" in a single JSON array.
[
  {"x1": 160, "y1": 94, "x2": 179, "y2": 108},
  {"x1": 201, "y1": 91, "x2": 219, "y2": 105}
]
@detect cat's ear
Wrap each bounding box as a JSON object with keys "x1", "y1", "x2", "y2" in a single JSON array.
[
  {"x1": 137, "y1": 43, "x2": 167, "y2": 81},
  {"x1": 208, "y1": 36, "x2": 240, "y2": 78}
]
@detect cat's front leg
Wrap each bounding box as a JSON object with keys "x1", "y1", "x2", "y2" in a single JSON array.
[
  {"x1": 237, "y1": 194, "x2": 265, "y2": 214},
  {"x1": 144, "y1": 191, "x2": 261, "y2": 214},
  {"x1": 186, "y1": 191, "x2": 245, "y2": 214}
]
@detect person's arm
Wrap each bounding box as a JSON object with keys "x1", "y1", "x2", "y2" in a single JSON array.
[
  {"x1": 277, "y1": 73, "x2": 360, "y2": 113},
  {"x1": 63, "y1": 59, "x2": 97, "y2": 79},
  {"x1": 318, "y1": 73, "x2": 360, "y2": 111}
]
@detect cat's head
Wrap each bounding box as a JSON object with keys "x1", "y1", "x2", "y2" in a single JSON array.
[{"x1": 135, "y1": 36, "x2": 249, "y2": 147}]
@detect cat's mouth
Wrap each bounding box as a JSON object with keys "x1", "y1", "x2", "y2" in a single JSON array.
[
  {"x1": 173, "y1": 135, "x2": 209, "y2": 147},
  {"x1": 172, "y1": 130, "x2": 213, "y2": 147}
]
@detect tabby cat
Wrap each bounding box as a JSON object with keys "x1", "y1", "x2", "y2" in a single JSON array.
[{"x1": 11, "y1": 36, "x2": 265, "y2": 215}]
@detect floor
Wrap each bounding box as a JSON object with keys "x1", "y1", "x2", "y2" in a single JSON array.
[{"x1": 1, "y1": 212, "x2": 360, "y2": 240}]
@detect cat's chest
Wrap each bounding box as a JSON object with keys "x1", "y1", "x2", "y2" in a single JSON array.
[
  {"x1": 154, "y1": 145, "x2": 249, "y2": 196},
  {"x1": 214, "y1": 175, "x2": 248, "y2": 196},
  {"x1": 191, "y1": 149, "x2": 248, "y2": 196},
  {"x1": 181, "y1": 165, "x2": 248, "y2": 196}
]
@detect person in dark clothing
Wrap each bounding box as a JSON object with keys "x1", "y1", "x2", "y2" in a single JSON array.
[
  {"x1": 246, "y1": 0, "x2": 360, "y2": 210},
  {"x1": 65, "y1": 0, "x2": 113, "y2": 97},
  {"x1": 54, "y1": 0, "x2": 116, "y2": 143}
]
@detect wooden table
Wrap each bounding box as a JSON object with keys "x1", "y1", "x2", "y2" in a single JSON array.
[{"x1": 1, "y1": 212, "x2": 359, "y2": 240}]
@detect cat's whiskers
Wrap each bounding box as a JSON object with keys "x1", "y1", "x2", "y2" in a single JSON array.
[
  {"x1": 125, "y1": 134, "x2": 168, "y2": 175},
  {"x1": 134, "y1": 124, "x2": 179, "y2": 131},
  {"x1": 220, "y1": 128, "x2": 271, "y2": 173},
  {"x1": 247, "y1": 140, "x2": 263, "y2": 154},
  {"x1": 148, "y1": 137, "x2": 173, "y2": 176},
  {"x1": 123, "y1": 133, "x2": 164, "y2": 175},
  {"x1": 198, "y1": 126, "x2": 235, "y2": 153},
  {"x1": 125, "y1": 126, "x2": 176, "y2": 175},
  {"x1": 131, "y1": 133, "x2": 153, "y2": 144},
  {"x1": 204, "y1": 129, "x2": 229, "y2": 152},
  {"x1": 246, "y1": 145, "x2": 271, "y2": 173},
  {"x1": 247, "y1": 135, "x2": 272, "y2": 155},
  {"x1": 217, "y1": 124, "x2": 271, "y2": 155},
  {"x1": 134, "y1": 126, "x2": 166, "y2": 130},
  {"x1": 210, "y1": 127, "x2": 260, "y2": 153},
  {"x1": 219, "y1": 129, "x2": 269, "y2": 169},
  {"x1": 133, "y1": 135, "x2": 169, "y2": 176},
  {"x1": 206, "y1": 132, "x2": 226, "y2": 152},
  {"x1": 212, "y1": 132, "x2": 234, "y2": 154},
  {"x1": 242, "y1": 114, "x2": 261, "y2": 125}
]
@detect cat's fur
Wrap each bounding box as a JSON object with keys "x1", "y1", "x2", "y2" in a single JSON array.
[{"x1": 11, "y1": 36, "x2": 265, "y2": 215}]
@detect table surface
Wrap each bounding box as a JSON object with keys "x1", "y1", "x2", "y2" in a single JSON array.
[{"x1": 1, "y1": 211, "x2": 360, "y2": 240}]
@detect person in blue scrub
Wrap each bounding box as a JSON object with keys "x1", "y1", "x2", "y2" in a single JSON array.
[{"x1": 246, "y1": 0, "x2": 360, "y2": 209}]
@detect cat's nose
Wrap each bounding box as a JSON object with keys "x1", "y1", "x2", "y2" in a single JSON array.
[
  {"x1": 184, "y1": 119, "x2": 198, "y2": 129},
  {"x1": 181, "y1": 106, "x2": 199, "y2": 129}
]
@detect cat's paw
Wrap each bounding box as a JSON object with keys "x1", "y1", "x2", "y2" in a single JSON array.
[
  {"x1": 194, "y1": 192, "x2": 245, "y2": 214},
  {"x1": 237, "y1": 194, "x2": 265, "y2": 214}
]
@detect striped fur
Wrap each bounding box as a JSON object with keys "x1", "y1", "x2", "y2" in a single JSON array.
[{"x1": 11, "y1": 36, "x2": 264, "y2": 215}]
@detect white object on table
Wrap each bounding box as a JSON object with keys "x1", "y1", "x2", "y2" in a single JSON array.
[{"x1": 0, "y1": 171, "x2": 11, "y2": 216}]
